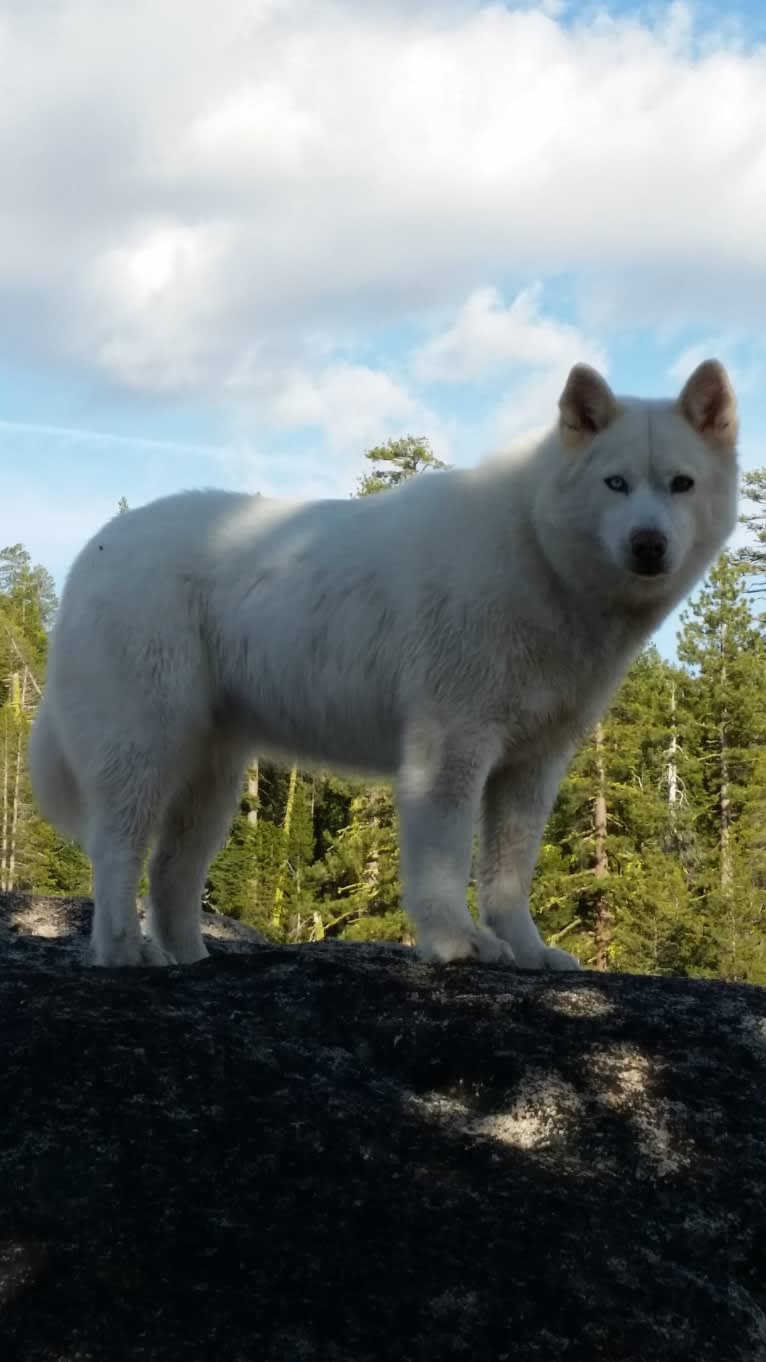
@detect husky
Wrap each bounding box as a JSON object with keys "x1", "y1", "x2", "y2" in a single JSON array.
[{"x1": 30, "y1": 360, "x2": 738, "y2": 969}]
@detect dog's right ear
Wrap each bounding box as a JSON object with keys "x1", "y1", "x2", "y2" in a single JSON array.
[{"x1": 558, "y1": 364, "x2": 619, "y2": 448}]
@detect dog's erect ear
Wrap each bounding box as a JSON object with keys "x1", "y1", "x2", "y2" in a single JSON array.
[
  {"x1": 558, "y1": 364, "x2": 619, "y2": 447},
  {"x1": 679, "y1": 359, "x2": 738, "y2": 454}
]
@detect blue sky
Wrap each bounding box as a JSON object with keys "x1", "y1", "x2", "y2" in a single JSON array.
[{"x1": 2, "y1": 0, "x2": 765, "y2": 659}]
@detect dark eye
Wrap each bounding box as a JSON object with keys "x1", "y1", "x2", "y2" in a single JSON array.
[
  {"x1": 604, "y1": 475, "x2": 629, "y2": 494},
  {"x1": 671, "y1": 475, "x2": 694, "y2": 494}
]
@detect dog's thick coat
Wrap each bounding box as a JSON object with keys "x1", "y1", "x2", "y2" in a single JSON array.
[{"x1": 30, "y1": 361, "x2": 739, "y2": 968}]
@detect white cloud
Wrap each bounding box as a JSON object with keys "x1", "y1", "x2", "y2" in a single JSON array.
[
  {"x1": 0, "y1": 0, "x2": 764, "y2": 398},
  {"x1": 410, "y1": 281, "x2": 609, "y2": 446},
  {"x1": 489, "y1": 368, "x2": 576, "y2": 447},
  {"x1": 668, "y1": 339, "x2": 734, "y2": 388},
  {"x1": 0, "y1": 418, "x2": 226, "y2": 466},
  {"x1": 667, "y1": 337, "x2": 766, "y2": 398},
  {"x1": 223, "y1": 347, "x2": 450, "y2": 465},
  {"x1": 83, "y1": 223, "x2": 234, "y2": 393},
  {"x1": 412, "y1": 284, "x2": 606, "y2": 384},
  {"x1": 261, "y1": 363, "x2": 434, "y2": 448}
]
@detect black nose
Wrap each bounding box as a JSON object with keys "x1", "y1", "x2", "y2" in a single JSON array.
[{"x1": 630, "y1": 528, "x2": 667, "y2": 575}]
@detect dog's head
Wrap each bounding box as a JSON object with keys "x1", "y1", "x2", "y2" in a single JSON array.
[{"x1": 544, "y1": 358, "x2": 739, "y2": 601}]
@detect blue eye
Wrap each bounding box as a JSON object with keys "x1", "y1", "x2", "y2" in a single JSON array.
[
  {"x1": 605, "y1": 475, "x2": 629, "y2": 494},
  {"x1": 671, "y1": 475, "x2": 694, "y2": 493}
]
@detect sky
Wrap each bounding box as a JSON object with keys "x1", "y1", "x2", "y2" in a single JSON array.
[{"x1": 2, "y1": 0, "x2": 765, "y2": 658}]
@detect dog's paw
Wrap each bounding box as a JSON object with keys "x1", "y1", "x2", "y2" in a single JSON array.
[
  {"x1": 418, "y1": 924, "x2": 516, "y2": 966},
  {"x1": 501, "y1": 942, "x2": 577, "y2": 975},
  {"x1": 167, "y1": 939, "x2": 209, "y2": 966},
  {"x1": 541, "y1": 944, "x2": 581, "y2": 971},
  {"x1": 139, "y1": 937, "x2": 178, "y2": 967},
  {"x1": 513, "y1": 943, "x2": 581, "y2": 972},
  {"x1": 91, "y1": 934, "x2": 177, "y2": 968}
]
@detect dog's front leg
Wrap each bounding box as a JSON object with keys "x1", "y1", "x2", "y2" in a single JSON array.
[
  {"x1": 397, "y1": 723, "x2": 513, "y2": 965},
  {"x1": 479, "y1": 754, "x2": 582, "y2": 971}
]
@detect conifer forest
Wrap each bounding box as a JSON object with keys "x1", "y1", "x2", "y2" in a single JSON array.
[{"x1": 3, "y1": 444, "x2": 766, "y2": 981}]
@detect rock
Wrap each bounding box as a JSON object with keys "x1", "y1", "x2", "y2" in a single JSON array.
[
  {"x1": 1, "y1": 892, "x2": 766, "y2": 1361},
  {"x1": 0, "y1": 890, "x2": 268, "y2": 966}
]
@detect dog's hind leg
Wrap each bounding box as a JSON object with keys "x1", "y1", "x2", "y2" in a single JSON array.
[
  {"x1": 146, "y1": 739, "x2": 248, "y2": 964},
  {"x1": 84, "y1": 739, "x2": 172, "y2": 967}
]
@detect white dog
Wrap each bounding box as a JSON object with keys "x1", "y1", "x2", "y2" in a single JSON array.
[{"x1": 30, "y1": 360, "x2": 738, "y2": 969}]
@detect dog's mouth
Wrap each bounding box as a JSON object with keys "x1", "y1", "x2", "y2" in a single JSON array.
[{"x1": 629, "y1": 559, "x2": 668, "y2": 578}]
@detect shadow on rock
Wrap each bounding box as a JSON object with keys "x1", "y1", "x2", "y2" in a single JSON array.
[{"x1": 1, "y1": 895, "x2": 766, "y2": 1360}]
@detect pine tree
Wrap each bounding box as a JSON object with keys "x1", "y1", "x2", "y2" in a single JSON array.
[
  {"x1": 207, "y1": 761, "x2": 315, "y2": 940},
  {"x1": 355, "y1": 436, "x2": 448, "y2": 496},
  {"x1": 0, "y1": 544, "x2": 56, "y2": 669},
  {"x1": 677, "y1": 552, "x2": 766, "y2": 980},
  {"x1": 0, "y1": 544, "x2": 90, "y2": 893},
  {"x1": 604, "y1": 651, "x2": 705, "y2": 977},
  {"x1": 531, "y1": 646, "x2": 707, "y2": 975},
  {"x1": 307, "y1": 785, "x2": 404, "y2": 942},
  {"x1": 737, "y1": 469, "x2": 766, "y2": 592}
]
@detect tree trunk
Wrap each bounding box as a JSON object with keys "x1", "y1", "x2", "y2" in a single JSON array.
[
  {"x1": 363, "y1": 787, "x2": 383, "y2": 894},
  {"x1": 720, "y1": 727, "x2": 732, "y2": 891},
  {"x1": 8, "y1": 668, "x2": 28, "y2": 890},
  {"x1": 246, "y1": 761, "x2": 259, "y2": 827},
  {"x1": 272, "y1": 765, "x2": 298, "y2": 935},
  {"x1": 592, "y1": 722, "x2": 611, "y2": 971},
  {"x1": 1, "y1": 712, "x2": 8, "y2": 892},
  {"x1": 719, "y1": 625, "x2": 733, "y2": 895},
  {"x1": 667, "y1": 682, "x2": 678, "y2": 810},
  {"x1": 245, "y1": 761, "x2": 260, "y2": 922}
]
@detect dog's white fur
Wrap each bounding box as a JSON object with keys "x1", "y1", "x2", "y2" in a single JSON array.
[{"x1": 30, "y1": 360, "x2": 738, "y2": 969}]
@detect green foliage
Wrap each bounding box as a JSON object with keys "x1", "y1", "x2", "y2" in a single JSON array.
[
  {"x1": 0, "y1": 544, "x2": 57, "y2": 669},
  {"x1": 737, "y1": 469, "x2": 766, "y2": 590},
  {"x1": 355, "y1": 435, "x2": 448, "y2": 496},
  {"x1": 308, "y1": 784, "x2": 407, "y2": 942},
  {"x1": 207, "y1": 806, "x2": 283, "y2": 936},
  {"x1": 530, "y1": 596, "x2": 766, "y2": 980},
  {"x1": 0, "y1": 545, "x2": 89, "y2": 895},
  {"x1": 673, "y1": 553, "x2": 766, "y2": 980},
  {"x1": 206, "y1": 764, "x2": 315, "y2": 941}
]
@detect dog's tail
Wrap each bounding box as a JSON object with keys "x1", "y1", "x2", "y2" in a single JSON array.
[{"x1": 28, "y1": 701, "x2": 83, "y2": 844}]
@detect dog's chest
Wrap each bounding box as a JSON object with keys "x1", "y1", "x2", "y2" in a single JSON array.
[{"x1": 498, "y1": 619, "x2": 620, "y2": 744}]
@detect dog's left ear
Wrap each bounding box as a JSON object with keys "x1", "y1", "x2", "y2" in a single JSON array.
[
  {"x1": 679, "y1": 359, "x2": 738, "y2": 454},
  {"x1": 558, "y1": 364, "x2": 619, "y2": 448}
]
